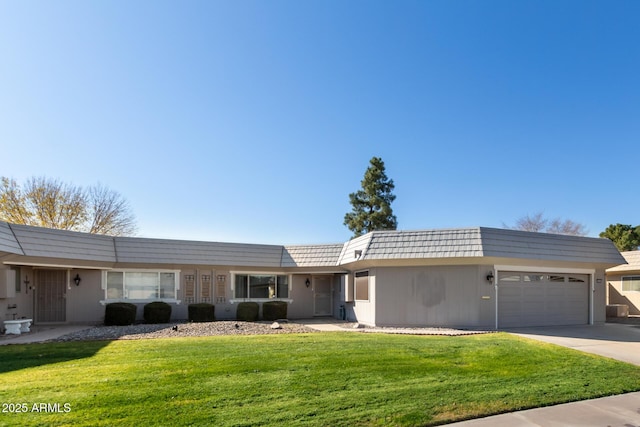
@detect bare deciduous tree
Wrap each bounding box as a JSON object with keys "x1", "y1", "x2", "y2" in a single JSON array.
[
  {"x1": 504, "y1": 211, "x2": 588, "y2": 236},
  {"x1": 0, "y1": 176, "x2": 137, "y2": 236},
  {"x1": 86, "y1": 183, "x2": 137, "y2": 236}
]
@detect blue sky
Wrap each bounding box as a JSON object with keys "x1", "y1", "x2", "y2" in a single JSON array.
[{"x1": 1, "y1": 1, "x2": 638, "y2": 244}]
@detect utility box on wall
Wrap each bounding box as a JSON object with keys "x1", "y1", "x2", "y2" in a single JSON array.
[{"x1": 0, "y1": 269, "x2": 16, "y2": 299}]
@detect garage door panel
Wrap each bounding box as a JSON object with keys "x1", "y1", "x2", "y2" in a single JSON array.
[{"x1": 498, "y1": 272, "x2": 589, "y2": 328}]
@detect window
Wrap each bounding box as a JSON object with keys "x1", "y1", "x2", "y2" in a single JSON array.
[
  {"x1": 355, "y1": 271, "x2": 369, "y2": 301},
  {"x1": 233, "y1": 274, "x2": 289, "y2": 299},
  {"x1": 622, "y1": 276, "x2": 640, "y2": 292},
  {"x1": 105, "y1": 271, "x2": 179, "y2": 301},
  {"x1": 499, "y1": 273, "x2": 520, "y2": 282},
  {"x1": 11, "y1": 266, "x2": 20, "y2": 292}
]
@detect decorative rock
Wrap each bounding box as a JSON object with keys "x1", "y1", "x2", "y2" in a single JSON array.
[
  {"x1": 51, "y1": 321, "x2": 315, "y2": 342},
  {"x1": 352, "y1": 323, "x2": 363, "y2": 329},
  {"x1": 270, "y1": 322, "x2": 282, "y2": 330}
]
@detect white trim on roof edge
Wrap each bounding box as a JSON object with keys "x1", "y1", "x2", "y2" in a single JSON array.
[{"x1": 2, "y1": 261, "x2": 113, "y2": 270}]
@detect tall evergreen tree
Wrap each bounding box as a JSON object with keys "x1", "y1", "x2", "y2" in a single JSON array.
[
  {"x1": 599, "y1": 223, "x2": 640, "y2": 252},
  {"x1": 344, "y1": 157, "x2": 397, "y2": 238}
]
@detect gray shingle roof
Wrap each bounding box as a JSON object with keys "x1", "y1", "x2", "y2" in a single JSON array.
[
  {"x1": 339, "y1": 227, "x2": 624, "y2": 266},
  {"x1": 361, "y1": 229, "x2": 483, "y2": 260},
  {"x1": 115, "y1": 237, "x2": 284, "y2": 267},
  {"x1": 0, "y1": 222, "x2": 23, "y2": 255},
  {"x1": 0, "y1": 221, "x2": 625, "y2": 268},
  {"x1": 479, "y1": 227, "x2": 626, "y2": 264},
  {"x1": 9, "y1": 223, "x2": 116, "y2": 262},
  {"x1": 607, "y1": 251, "x2": 640, "y2": 272},
  {"x1": 282, "y1": 244, "x2": 344, "y2": 267}
]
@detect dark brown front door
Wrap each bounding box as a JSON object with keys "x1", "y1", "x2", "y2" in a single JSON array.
[{"x1": 35, "y1": 270, "x2": 67, "y2": 323}]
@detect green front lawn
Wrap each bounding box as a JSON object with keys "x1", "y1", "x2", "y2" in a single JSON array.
[{"x1": 1, "y1": 332, "x2": 639, "y2": 426}]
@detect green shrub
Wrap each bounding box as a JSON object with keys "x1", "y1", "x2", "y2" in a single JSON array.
[
  {"x1": 143, "y1": 301, "x2": 172, "y2": 324},
  {"x1": 262, "y1": 301, "x2": 288, "y2": 321},
  {"x1": 104, "y1": 303, "x2": 137, "y2": 326},
  {"x1": 188, "y1": 303, "x2": 215, "y2": 322},
  {"x1": 236, "y1": 302, "x2": 259, "y2": 322}
]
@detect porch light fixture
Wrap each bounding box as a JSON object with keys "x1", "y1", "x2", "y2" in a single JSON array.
[
  {"x1": 305, "y1": 278, "x2": 311, "y2": 288},
  {"x1": 73, "y1": 274, "x2": 82, "y2": 286},
  {"x1": 486, "y1": 272, "x2": 494, "y2": 284}
]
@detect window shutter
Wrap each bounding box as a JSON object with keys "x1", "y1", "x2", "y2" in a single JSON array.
[
  {"x1": 184, "y1": 273, "x2": 196, "y2": 304},
  {"x1": 216, "y1": 274, "x2": 226, "y2": 303},
  {"x1": 200, "y1": 273, "x2": 212, "y2": 303}
]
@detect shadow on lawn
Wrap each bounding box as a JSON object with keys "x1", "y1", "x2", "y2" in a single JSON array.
[{"x1": 0, "y1": 340, "x2": 110, "y2": 374}]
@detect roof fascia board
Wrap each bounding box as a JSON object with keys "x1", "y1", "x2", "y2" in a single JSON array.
[{"x1": 3, "y1": 260, "x2": 113, "y2": 270}]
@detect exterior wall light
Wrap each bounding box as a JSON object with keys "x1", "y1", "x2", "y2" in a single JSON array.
[
  {"x1": 486, "y1": 272, "x2": 494, "y2": 283},
  {"x1": 305, "y1": 278, "x2": 311, "y2": 288},
  {"x1": 73, "y1": 274, "x2": 82, "y2": 286}
]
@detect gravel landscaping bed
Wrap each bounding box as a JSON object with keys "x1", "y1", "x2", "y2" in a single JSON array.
[
  {"x1": 49, "y1": 321, "x2": 492, "y2": 342},
  {"x1": 52, "y1": 321, "x2": 317, "y2": 342}
]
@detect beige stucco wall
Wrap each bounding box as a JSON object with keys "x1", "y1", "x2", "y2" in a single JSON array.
[
  {"x1": 607, "y1": 272, "x2": 640, "y2": 315},
  {"x1": 2, "y1": 266, "x2": 343, "y2": 325},
  {"x1": 66, "y1": 270, "x2": 105, "y2": 324},
  {"x1": 1, "y1": 267, "x2": 34, "y2": 325},
  {"x1": 287, "y1": 274, "x2": 315, "y2": 319},
  {"x1": 593, "y1": 269, "x2": 607, "y2": 323},
  {"x1": 373, "y1": 265, "x2": 495, "y2": 328},
  {"x1": 351, "y1": 269, "x2": 376, "y2": 326},
  {"x1": 365, "y1": 264, "x2": 607, "y2": 328},
  {"x1": 0, "y1": 259, "x2": 609, "y2": 327}
]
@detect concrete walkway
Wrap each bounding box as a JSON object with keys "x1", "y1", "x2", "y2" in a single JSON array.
[
  {"x1": 0, "y1": 325, "x2": 91, "y2": 345},
  {"x1": 448, "y1": 392, "x2": 640, "y2": 426},
  {"x1": 298, "y1": 318, "x2": 358, "y2": 332}
]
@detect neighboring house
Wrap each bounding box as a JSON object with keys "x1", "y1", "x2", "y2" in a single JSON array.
[
  {"x1": 606, "y1": 251, "x2": 640, "y2": 315},
  {"x1": 0, "y1": 221, "x2": 625, "y2": 329}
]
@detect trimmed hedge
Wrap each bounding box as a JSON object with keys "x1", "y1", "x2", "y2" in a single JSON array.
[
  {"x1": 236, "y1": 302, "x2": 259, "y2": 322},
  {"x1": 188, "y1": 303, "x2": 215, "y2": 322},
  {"x1": 262, "y1": 301, "x2": 288, "y2": 321},
  {"x1": 104, "y1": 302, "x2": 137, "y2": 326},
  {"x1": 143, "y1": 301, "x2": 172, "y2": 324}
]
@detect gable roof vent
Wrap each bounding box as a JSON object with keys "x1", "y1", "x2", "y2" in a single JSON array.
[{"x1": 354, "y1": 250, "x2": 362, "y2": 259}]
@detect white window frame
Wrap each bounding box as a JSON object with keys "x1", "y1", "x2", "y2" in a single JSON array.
[
  {"x1": 229, "y1": 272, "x2": 293, "y2": 303},
  {"x1": 622, "y1": 276, "x2": 640, "y2": 292},
  {"x1": 100, "y1": 269, "x2": 181, "y2": 305}
]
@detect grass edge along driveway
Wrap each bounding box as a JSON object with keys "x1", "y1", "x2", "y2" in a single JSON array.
[{"x1": 1, "y1": 332, "x2": 639, "y2": 426}]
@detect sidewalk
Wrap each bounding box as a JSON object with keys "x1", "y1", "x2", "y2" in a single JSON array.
[
  {"x1": 447, "y1": 392, "x2": 640, "y2": 426},
  {"x1": 0, "y1": 325, "x2": 91, "y2": 345}
]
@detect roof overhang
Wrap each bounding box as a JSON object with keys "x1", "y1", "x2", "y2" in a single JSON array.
[{"x1": 3, "y1": 260, "x2": 114, "y2": 270}]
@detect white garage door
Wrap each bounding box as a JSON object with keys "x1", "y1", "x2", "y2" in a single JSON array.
[{"x1": 498, "y1": 272, "x2": 589, "y2": 328}]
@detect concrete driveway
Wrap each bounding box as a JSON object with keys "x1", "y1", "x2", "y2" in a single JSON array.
[{"x1": 506, "y1": 322, "x2": 640, "y2": 365}]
